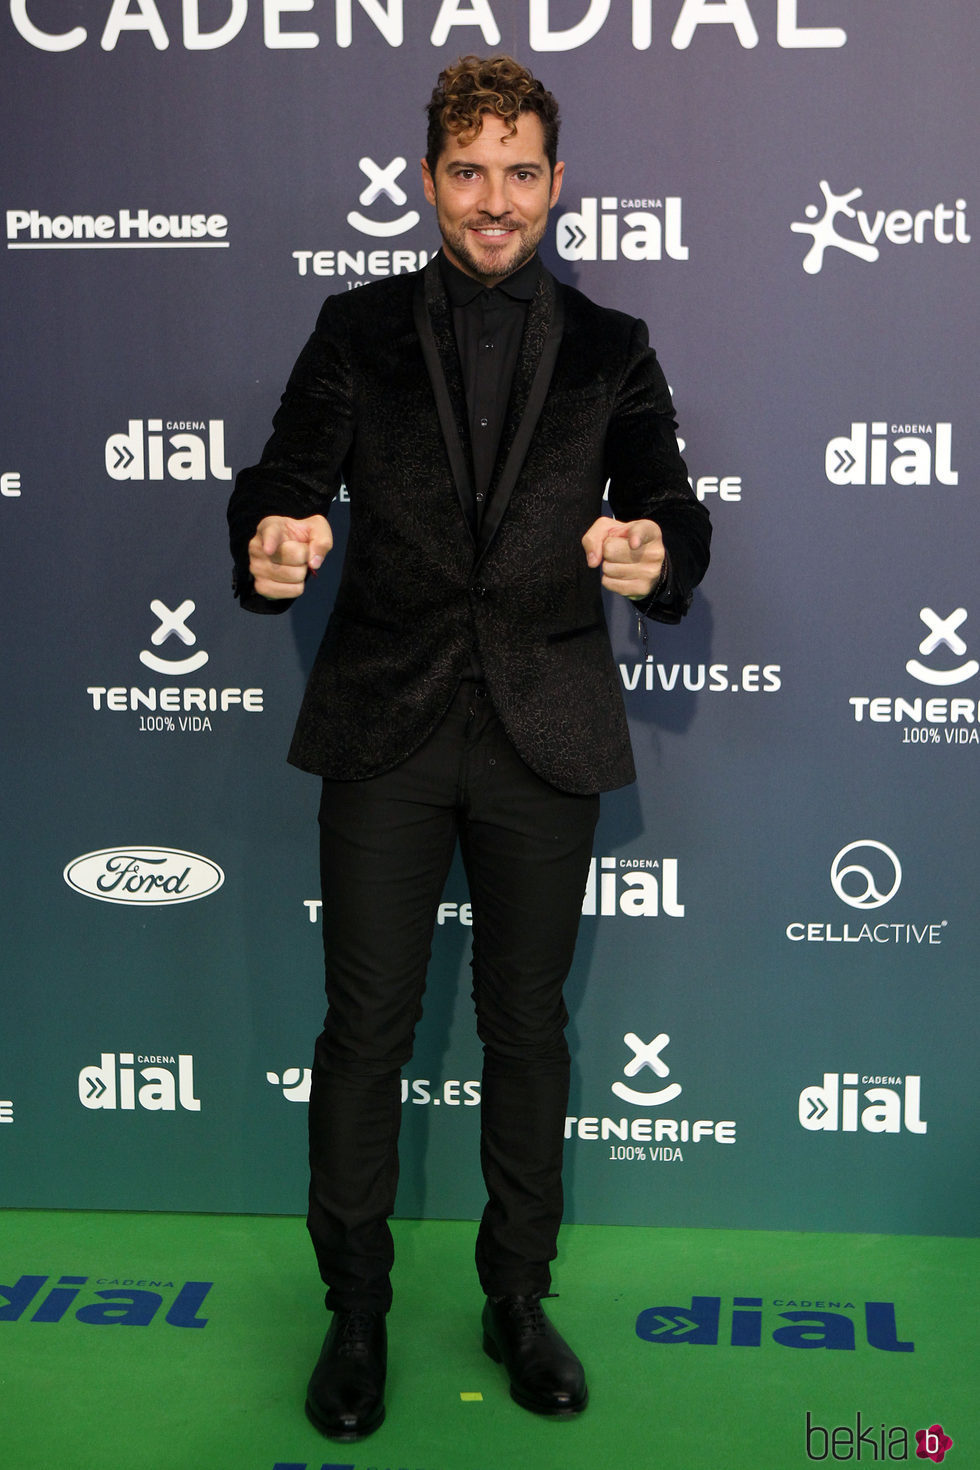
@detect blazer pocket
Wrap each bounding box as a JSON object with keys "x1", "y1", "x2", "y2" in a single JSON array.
[{"x1": 545, "y1": 621, "x2": 603, "y2": 644}]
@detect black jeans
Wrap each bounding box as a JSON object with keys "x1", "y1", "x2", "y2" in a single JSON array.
[{"x1": 307, "y1": 681, "x2": 599, "y2": 1312}]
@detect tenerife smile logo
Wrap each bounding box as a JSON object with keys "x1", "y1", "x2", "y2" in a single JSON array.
[
  {"x1": 293, "y1": 154, "x2": 430, "y2": 280},
  {"x1": 346, "y1": 156, "x2": 419, "y2": 238},
  {"x1": 140, "y1": 599, "x2": 208, "y2": 675},
  {"x1": 611, "y1": 1032, "x2": 683, "y2": 1106},
  {"x1": 907, "y1": 608, "x2": 979, "y2": 687}
]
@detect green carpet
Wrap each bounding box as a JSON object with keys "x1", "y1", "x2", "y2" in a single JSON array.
[{"x1": 1, "y1": 1211, "x2": 973, "y2": 1468}]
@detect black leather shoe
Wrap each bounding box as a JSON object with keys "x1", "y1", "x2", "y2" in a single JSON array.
[
  {"x1": 482, "y1": 1295, "x2": 588, "y2": 1416},
  {"x1": 305, "y1": 1308, "x2": 386, "y2": 1441}
]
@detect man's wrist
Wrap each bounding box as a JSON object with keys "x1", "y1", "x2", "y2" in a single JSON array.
[{"x1": 628, "y1": 549, "x2": 671, "y2": 604}]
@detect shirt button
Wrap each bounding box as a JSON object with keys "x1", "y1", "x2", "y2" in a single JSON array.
[
  {"x1": 479, "y1": 417, "x2": 488, "y2": 428},
  {"x1": 475, "y1": 492, "x2": 485, "y2": 503}
]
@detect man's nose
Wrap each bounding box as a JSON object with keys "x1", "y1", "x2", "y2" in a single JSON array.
[{"x1": 477, "y1": 173, "x2": 511, "y2": 218}]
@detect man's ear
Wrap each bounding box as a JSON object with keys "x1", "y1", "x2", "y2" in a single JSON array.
[
  {"x1": 421, "y1": 158, "x2": 436, "y2": 207},
  {"x1": 549, "y1": 160, "x2": 565, "y2": 209}
]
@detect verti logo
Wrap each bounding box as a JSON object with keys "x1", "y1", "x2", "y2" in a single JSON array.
[{"x1": 791, "y1": 182, "x2": 969, "y2": 273}]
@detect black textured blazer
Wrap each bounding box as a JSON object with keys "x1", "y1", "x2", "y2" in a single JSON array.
[{"x1": 228, "y1": 258, "x2": 711, "y2": 795}]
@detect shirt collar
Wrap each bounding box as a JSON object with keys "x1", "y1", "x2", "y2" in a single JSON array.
[{"x1": 438, "y1": 249, "x2": 542, "y2": 307}]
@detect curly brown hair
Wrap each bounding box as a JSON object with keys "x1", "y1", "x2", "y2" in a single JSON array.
[{"x1": 425, "y1": 55, "x2": 561, "y2": 175}]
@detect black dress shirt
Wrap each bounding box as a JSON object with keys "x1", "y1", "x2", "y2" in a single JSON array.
[
  {"x1": 439, "y1": 250, "x2": 541, "y2": 532},
  {"x1": 438, "y1": 252, "x2": 541, "y2": 680}
]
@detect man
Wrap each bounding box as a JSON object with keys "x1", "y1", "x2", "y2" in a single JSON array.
[{"x1": 228, "y1": 54, "x2": 710, "y2": 1442}]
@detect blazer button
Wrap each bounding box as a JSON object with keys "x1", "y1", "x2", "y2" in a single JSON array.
[{"x1": 470, "y1": 583, "x2": 487, "y2": 599}]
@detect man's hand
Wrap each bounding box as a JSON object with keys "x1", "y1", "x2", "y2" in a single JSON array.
[
  {"x1": 582, "y1": 516, "x2": 665, "y2": 601},
  {"x1": 248, "y1": 514, "x2": 332, "y2": 599}
]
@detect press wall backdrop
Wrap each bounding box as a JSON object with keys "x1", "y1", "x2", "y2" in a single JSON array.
[{"x1": 2, "y1": 1, "x2": 976, "y2": 1238}]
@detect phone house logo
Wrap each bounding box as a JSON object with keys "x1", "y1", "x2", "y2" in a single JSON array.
[{"x1": 6, "y1": 208, "x2": 228, "y2": 250}]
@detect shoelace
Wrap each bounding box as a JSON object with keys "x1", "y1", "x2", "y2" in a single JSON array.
[
  {"x1": 501, "y1": 1297, "x2": 548, "y2": 1339},
  {"x1": 335, "y1": 1309, "x2": 379, "y2": 1356}
]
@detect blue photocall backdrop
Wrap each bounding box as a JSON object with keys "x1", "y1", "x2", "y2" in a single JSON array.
[{"x1": 1, "y1": 1, "x2": 976, "y2": 1238}]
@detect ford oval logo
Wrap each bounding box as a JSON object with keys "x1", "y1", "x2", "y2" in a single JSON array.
[{"x1": 64, "y1": 847, "x2": 224, "y2": 905}]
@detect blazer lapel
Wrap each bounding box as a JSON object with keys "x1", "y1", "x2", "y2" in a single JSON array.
[
  {"x1": 476, "y1": 268, "x2": 564, "y2": 565},
  {"x1": 414, "y1": 260, "x2": 476, "y2": 543},
  {"x1": 413, "y1": 258, "x2": 565, "y2": 562}
]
